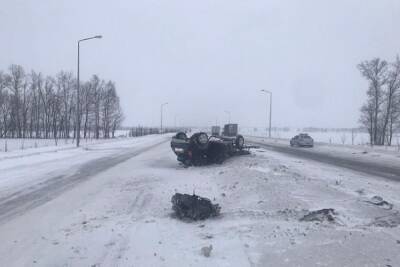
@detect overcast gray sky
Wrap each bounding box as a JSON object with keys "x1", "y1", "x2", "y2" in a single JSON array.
[{"x1": 1, "y1": 0, "x2": 399, "y2": 128}]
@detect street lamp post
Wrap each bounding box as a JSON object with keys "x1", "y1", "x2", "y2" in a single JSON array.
[
  {"x1": 160, "y1": 102, "x2": 168, "y2": 134},
  {"x1": 224, "y1": 110, "x2": 231, "y2": 123},
  {"x1": 76, "y1": 35, "x2": 102, "y2": 147},
  {"x1": 174, "y1": 115, "x2": 179, "y2": 128},
  {"x1": 261, "y1": 90, "x2": 272, "y2": 138}
]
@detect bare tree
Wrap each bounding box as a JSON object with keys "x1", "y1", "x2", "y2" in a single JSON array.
[
  {"x1": 111, "y1": 101, "x2": 124, "y2": 138},
  {"x1": 351, "y1": 128, "x2": 357, "y2": 145},
  {"x1": 358, "y1": 58, "x2": 388, "y2": 145},
  {"x1": 385, "y1": 56, "x2": 400, "y2": 145},
  {"x1": 0, "y1": 71, "x2": 8, "y2": 137},
  {"x1": 55, "y1": 71, "x2": 75, "y2": 138},
  {"x1": 7, "y1": 65, "x2": 26, "y2": 138},
  {"x1": 0, "y1": 64, "x2": 124, "y2": 141}
]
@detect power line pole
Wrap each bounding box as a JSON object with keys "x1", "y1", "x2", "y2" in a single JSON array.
[
  {"x1": 261, "y1": 90, "x2": 272, "y2": 138},
  {"x1": 160, "y1": 102, "x2": 168, "y2": 134},
  {"x1": 224, "y1": 110, "x2": 231, "y2": 124}
]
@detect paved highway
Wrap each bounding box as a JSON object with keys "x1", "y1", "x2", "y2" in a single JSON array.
[{"x1": 248, "y1": 139, "x2": 400, "y2": 181}]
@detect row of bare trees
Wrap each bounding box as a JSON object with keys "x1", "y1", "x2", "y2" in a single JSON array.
[
  {"x1": 358, "y1": 57, "x2": 400, "y2": 145},
  {"x1": 0, "y1": 64, "x2": 123, "y2": 139}
]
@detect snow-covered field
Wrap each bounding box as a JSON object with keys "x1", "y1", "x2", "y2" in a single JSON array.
[
  {"x1": 0, "y1": 130, "x2": 131, "y2": 153},
  {"x1": 1, "y1": 134, "x2": 400, "y2": 266}
]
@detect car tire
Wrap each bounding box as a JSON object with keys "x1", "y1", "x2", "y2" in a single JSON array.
[
  {"x1": 175, "y1": 132, "x2": 187, "y2": 140},
  {"x1": 191, "y1": 132, "x2": 209, "y2": 150},
  {"x1": 235, "y1": 135, "x2": 245, "y2": 150}
]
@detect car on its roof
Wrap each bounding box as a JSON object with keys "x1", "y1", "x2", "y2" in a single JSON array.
[
  {"x1": 170, "y1": 124, "x2": 246, "y2": 166},
  {"x1": 290, "y1": 133, "x2": 314, "y2": 147}
]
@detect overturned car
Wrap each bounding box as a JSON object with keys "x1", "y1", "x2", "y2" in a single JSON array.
[{"x1": 170, "y1": 124, "x2": 250, "y2": 166}]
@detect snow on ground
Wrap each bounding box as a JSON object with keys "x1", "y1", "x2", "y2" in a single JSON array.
[
  {"x1": 1, "y1": 135, "x2": 400, "y2": 266},
  {"x1": 0, "y1": 136, "x2": 152, "y2": 162},
  {"x1": 247, "y1": 136, "x2": 400, "y2": 168},
  {"x1": 0, "y1": 130, "x2": 131, "y2": 153},
  {"x1": 240, "y1": 127, "x2": 400, "y2": 147},
  {"x1": 0, "y1": 135, "x2": 168, "y2": 206}
]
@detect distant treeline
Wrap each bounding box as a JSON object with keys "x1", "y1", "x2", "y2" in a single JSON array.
[
  {"x1": 127, "y1": 127, "x2": 160, "y2": 137},
  {"x1": 243, "y1": 127, "x2": 366, "y2": 133},
  {"x1": 125, "y1": 127, "x2": 188, "y2": 137},
  {"x1": 301, "y1": 127, "x2": 366, "y2": 133},
  {"x1": 358, "y1": 57, "x2": 400, "y2": 145},
  {"x1": 0, "y1": 65, "x2": 123, "y2": 139}
]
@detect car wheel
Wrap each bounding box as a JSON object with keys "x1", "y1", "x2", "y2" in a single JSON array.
[
  {"x1": 235, "y1": 135, "x2": 245, "y2": 150},
  {"x1": 191, "y1": 132, "x2": 209, "y2": 150},
  {"x1": 175, "y1": 132, "x2": 188, "y2": 140}
]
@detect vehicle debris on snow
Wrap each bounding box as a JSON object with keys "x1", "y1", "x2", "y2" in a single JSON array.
[
  {"x1": 171, "y1": 193, "x2": 221, "y2": 221},
  {"x1": 369, "y1": 212, "x2": 400, "y2": 228},
  {"x1": 300, "y1": 208, "x2": 337, "y2": 223},
  {"x1": 170, "y1": 124, "x2": 257, "y2": 166},
  {"x1": 365, "y1": 195, "x2": 393, "y2": 210},
  {"x1": 201, "y1": 245, "x2": 213, "y2": 257}
]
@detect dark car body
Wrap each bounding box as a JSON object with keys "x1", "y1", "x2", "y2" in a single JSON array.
[
  {"x1": 290, "y1": 133, "x2": 314, "y2": 147},
  {"x1": 171, "y1": 125, "x2": 245, "y2": 166}
]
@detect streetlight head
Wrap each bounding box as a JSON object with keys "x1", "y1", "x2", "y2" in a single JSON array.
[{"x1": 95, "y1": 35, "x2": 103, "y2": 39}]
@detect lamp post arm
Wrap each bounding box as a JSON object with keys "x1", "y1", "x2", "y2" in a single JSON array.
[{"x1": 79, "y1": 35, "x2": 102, "y2": 43}]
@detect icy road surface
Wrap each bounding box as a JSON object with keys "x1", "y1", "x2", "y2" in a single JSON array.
[
  {"x1": 1, "y1": 135, "x2": 400, "y2": 266},
  {"x1": 247, "y1": 137, "x2": 400, "y2": 181}
]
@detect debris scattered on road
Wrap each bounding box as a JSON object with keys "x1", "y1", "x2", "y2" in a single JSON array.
[
  {"x1": 300, "y1": 208, "x2": 337, "y2": 223},
  {"x1": 370, "y1": 212, "x2": 400, "y2": 228},
  {"x1": 171, "y1": 193, "x2": 221, "y2": 221},
  {"x1": 277, "y1": 208, "x2": 307, "y2": 221},
  {"x1": 356, "y1": 188, "x2": 365, "y2": 195},
  {"x1": 366, "y1": 196, "x2": 393, "y2": 210},
  {"x1": 200, "y1": 233, "x2": 213, "y2": 239},
  {"x1": 201, "y1": 245, "x2": 213, "y2": 257},
  {"x1": 335, "y1": 180, "x2": 342, "y2": 186}
]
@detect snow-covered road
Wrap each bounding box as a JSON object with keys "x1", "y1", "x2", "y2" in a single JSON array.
[
  {"x1": 247, "y1": 136, "x2": 400, "y2": 181},
  {"x1": 1, "y1": 135, "x2": 400, "y2": 266},
  {"x1": 0, "y1": 136, "x2": 168, "y2": 223}
]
